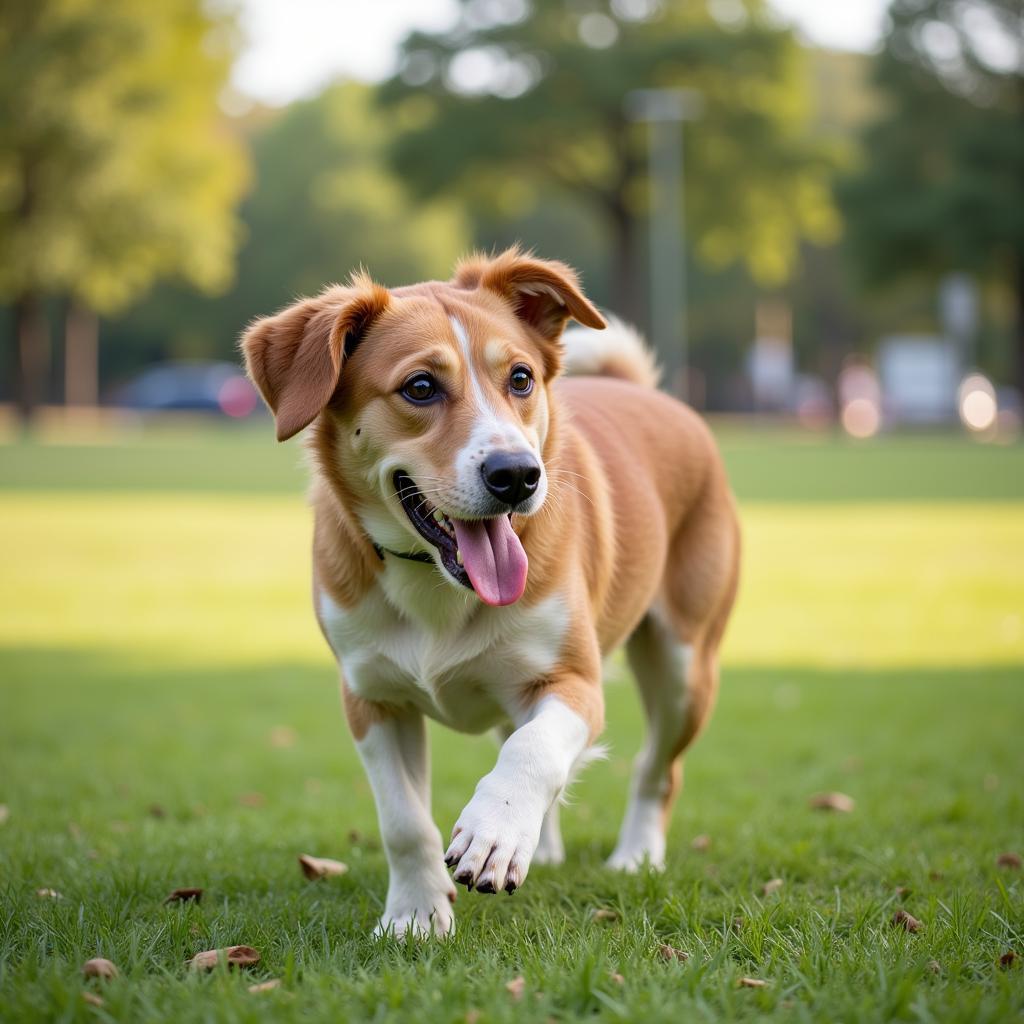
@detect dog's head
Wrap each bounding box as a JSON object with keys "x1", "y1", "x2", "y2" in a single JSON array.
[{"x1": 242, "y1": 248, "x2": 605, "y2": 607}]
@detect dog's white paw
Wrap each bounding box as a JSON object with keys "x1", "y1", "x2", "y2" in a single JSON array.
[
  {"x1": 374, "y1": 869, "x2": 457, "y2": 939},
  {"x1": 532, "y1": 807, "x2": 565, "y2": 866},
  {"x1": 444, "y1": 784, "x2": 544, "y2": 894},
  {"x1": 605, "y1": 846, "x2": 665, "y2": 873}
]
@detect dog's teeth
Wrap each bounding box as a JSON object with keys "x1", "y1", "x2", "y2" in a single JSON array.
[{"x1": 456, "y1": 549, "x2": 463, "y2": 565}]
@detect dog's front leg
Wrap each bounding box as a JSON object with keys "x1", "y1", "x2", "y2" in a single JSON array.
[
  {"x1": 347, "y1": 690, "x2": 456, "y2": 937},
  {"x1": 445, "y1": 682, "x2": 603, "y2": 894}
]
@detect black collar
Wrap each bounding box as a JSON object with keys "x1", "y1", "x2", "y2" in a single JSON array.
[{"x1": 372, "y1": 542, "x2": 434, "y2": 565}]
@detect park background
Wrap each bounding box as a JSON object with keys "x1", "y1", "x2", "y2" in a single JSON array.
[{"x1": 1, "y1": 1, "x2": 1022, "y2": 1021}]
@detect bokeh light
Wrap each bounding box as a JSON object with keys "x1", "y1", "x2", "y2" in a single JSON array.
[
  {"x1": 841, "y1": 397, "x2": 881, "y2": 439},
  {"x1": 958, "y1": 373, "x2": 997, "y2": 433}
]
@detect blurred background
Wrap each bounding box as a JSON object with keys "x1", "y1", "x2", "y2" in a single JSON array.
[{"x1": 0, "y1": 0, "x2": 1021, "y2": 438}]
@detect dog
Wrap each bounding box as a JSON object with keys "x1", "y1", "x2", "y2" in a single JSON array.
[{"x1": 242, "y1": 247, "x2": 740, "y2": 937}]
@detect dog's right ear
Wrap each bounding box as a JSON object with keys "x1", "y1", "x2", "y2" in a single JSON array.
[{"x1": 241, "y1": 275, "x2": 389, "y2": 441}]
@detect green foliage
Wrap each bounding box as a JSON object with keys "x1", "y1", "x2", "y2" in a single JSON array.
[
  {"x1": 381, "y1": 0, "x2": 839, "y2": 297},
  {"x1": 0, "y1": 0, "x2": 248, "y2": 313},
  {"x1": 103, "y1": 82, "x2": 469, "y2": 366},
  {"x1": 838, "y1": 1, "x2": 1023, "y2": 295}
]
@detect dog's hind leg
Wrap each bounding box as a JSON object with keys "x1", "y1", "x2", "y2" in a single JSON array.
[{"x1": 608, "y1": 498, "x2": 738, "y2": 871}]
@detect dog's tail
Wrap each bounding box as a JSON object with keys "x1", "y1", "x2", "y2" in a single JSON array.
[{"x1": 561, "y1": 315, "x2": 661, "y2": 390}]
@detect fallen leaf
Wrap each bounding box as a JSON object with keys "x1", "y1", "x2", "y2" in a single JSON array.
[
  {"x1": 996, "y1": 852, "x2": 1021, "y2": 870},
  {"x1": 926, "y1": 960, "x2": 941, "y2": 974},
  {"x1": 738, "y1": 977, "x2": 767, "y2": 988},
  {"x1": 891, "y1": 910, "x2": 921, "y2": 933},
  {"x1": 591, "y1": 908, "x2": 620, "y2": 923},
  {"x1": 238, "y1": 792, "x2": 265, "y2": 809},
  {"x1": 81, "y1": 992, "x2": 104, "y2": 1007},
  {"x1": 164, "y1": 887, "x2": 204, "y2": 904},
  {"x1": 188, "y1": 945, "x2": 261, "y2": 971},
  {"x1": 0, "y1": 804, "x2": 8, "y2": 825},
  {"x1": 147, "y1": 804, "x2": 167, "y2": 819},
  {"x1": 465, "y1": 1011, "x2": 482, "y2": 1024},
  {"x1": 82, "y1": 958, "x2": 118, "y2": 980},
  {"x1": 657, "y1": 943, "x2": 690, "y2": 962},
  {"x1": 505, "y1": 976, "x2": 526, "y2": 1001},
  {"x1": 895, "y1": 886, "x2": 912, "y2": 897},
  {"x1": 999, "y1": 950, "x2": 1016, "y2": 969},
  {"x1": 809, "y1": 792, "x2": 854, "y2": 813},
  {"x1": 36, "y1": 888, "x2": 62, "y2": 900},
  {"x1": 269, "y1": 726, "x2": 297, "y2": 749},
  {"x1": 248, "y1": 979, "x2": 282, "y2": 993},
  {"x1": 610, "y1": 972, "x2": 625, "y2": 985},
  {"x1": 690, "y1": 833, "x2": 711, "y2": 852},
  {"x1": 761, "y1": 878, "x2": 783, "y2": 895},
  {"x1": 928, "y1": 870, "x2": 944, "y2": 881},
  {"x1": 298, "y1": 854, "x2": 348, "y2": 880}
]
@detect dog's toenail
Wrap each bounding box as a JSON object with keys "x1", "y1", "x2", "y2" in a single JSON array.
[{"x1": 477, "y1": 878, "x2": 495, "y2": 894}]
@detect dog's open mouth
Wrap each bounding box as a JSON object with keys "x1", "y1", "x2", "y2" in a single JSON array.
[{"x1": 394, "y1": 471, "x2": 528, "y2": 607}]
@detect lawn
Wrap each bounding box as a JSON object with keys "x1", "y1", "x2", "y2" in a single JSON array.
[{"x1": 1, "y1": 427, "x2": 1022, "y2": 1023}]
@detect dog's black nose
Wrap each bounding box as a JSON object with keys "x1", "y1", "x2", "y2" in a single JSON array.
[{"x1": 481, "y1": 451, "x2": 541, "y2": 507}]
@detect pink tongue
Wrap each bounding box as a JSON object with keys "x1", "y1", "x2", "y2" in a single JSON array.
[{"x1": 451, "y1": 516, "x2": 528, "y2": 607}]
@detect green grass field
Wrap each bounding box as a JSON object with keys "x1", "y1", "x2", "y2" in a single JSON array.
[{"x1": 1, "y1": 426, "x2": 1022, "y2": 1022}]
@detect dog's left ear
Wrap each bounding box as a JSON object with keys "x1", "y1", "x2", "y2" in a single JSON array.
[
  {"x1": 241, "y1": 274, "x2": 389, "y2": 441},
  {"x1": 454, "y1": 247, "x2": 606, "y2": 344}
]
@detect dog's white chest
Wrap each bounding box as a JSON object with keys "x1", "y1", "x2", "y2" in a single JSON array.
[{"x1": 317, "y1": 585, "x2": 569, "y2": 732}]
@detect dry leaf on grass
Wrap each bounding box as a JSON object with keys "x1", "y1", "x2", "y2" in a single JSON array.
[
  {"x1": 0, "y1": 804, "x2": 9, "y2": 825},
  {"x1": 82, "y1": 958, "x2": 118, "y2": 980},
  {"x1": 248, "y1": 979, "x2": 282, "y2": 993},
  {"x1": 895, "y1": 886, "x2": 912, "y2": 897},
  {"x1": 238, "y1": 792, "x2": 265, "y2": 809},
  {"x1": 269, "y1": 726, "x2": 297, "y2": 749},
  {"x1": 591, "y1": 908, "x2": 620, "y2": 923},
  {"x1": 738, "y1": 977, "x2": 767, "y2": 988},
  {"x1": 147, "y1": 803, "x2": 167, "y2": 819},
  {"x1": 657, "y1": 943, "x2": 690, "y2": 962},
  {"x1": 926, "y1": 960, "x2": 941, "y2": 974},
  {"x1": 164, "y1": 887, "x2": 204, "y2": 904},
  {"x1": 809, "y1": 792, "x2": 855, "y2": 813},
  {"x1": 298, "y1": 854, "x2": 348, "y2": 880},
  {"x1": 761, "y1": 878, "x2": 783, "y2": 895},
  {"x1": 505, "y1": 976, "x2": 526, "y2": 1001},
  {"x1": 996, "y1": 852, "x2": 1021, "y2": 870},
  {"x1": 999, "y1": 950, "x2": 1017, "y2": 969},
  {"x1": 465, "y1": 1010, "x2": 482, "y2": 1024},
  {"x1": 610, "y1": 972, "x2": 625, "y2": 985},
  {"x1": 891, "y1": 910, "x2": 921, "y2": 933},
  {"x1": 81, "y1": 992, "x2": 105, "y2": 1007},
  {"x1": 690, "y1": 833, "x2": 711, "y2": 852},
  {"x1": 188, "y1": 945, "x2": 261, "y2": 971},
  {"x1": 36, "y1": 888, "x2": 62, "y2": 900}
]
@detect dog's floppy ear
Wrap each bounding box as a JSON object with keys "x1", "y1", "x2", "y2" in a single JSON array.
[
  {"x1": 241, "y1": 274, "x2": 389, "y2": 441},
  {"x1": 454, "y1": 246, "x2": 606, "y2": 344}
]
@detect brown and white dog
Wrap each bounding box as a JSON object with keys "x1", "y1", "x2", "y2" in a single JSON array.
[{"x1": 242, "y1": 248, "x2": 740, "y2": 937}]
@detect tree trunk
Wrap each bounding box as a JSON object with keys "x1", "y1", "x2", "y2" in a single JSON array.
[
  {"x1": 607, "y1": 198, "x2": 645, "y2": 331},
  {"x1": 13, "y1": 292, "x2": 49, "y2": 426},
  {"x1": 65, "y1": 300, "x2": 100, "y2": 407},
  {"x1": 1015, "y1": 250, "x2": 1024, "y2": 399}
]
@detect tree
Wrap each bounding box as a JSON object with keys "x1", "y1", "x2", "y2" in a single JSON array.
[
  {"x1": 839, "y1": 0, "x2": 1024, "y2": 389},
  {"x1": 100, "y1": 81, "x2": 469, "y2": 378},
  {"x1": 380, "y1": 0, "x2": 839, "y2": 324},
  {"x1": 0, "y1": 0, "x2": 247, "y2": 420}
]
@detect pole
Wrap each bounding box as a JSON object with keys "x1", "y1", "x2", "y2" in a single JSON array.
[{"x1": 626, "y1": 88, "x2": 701, "y2": 402}]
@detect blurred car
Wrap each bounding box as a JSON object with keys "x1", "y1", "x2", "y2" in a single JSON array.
[{"x1": 111, "y1": 360, "x2": 260, "y2": 418}]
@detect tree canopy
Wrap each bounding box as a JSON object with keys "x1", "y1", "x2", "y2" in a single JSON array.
[
  {"x1": 838, "y1": 0, "x2": 1024, "y2": 386},
  {"x1": 380, "y1": 0, "x2": 840, "y2": 321}
]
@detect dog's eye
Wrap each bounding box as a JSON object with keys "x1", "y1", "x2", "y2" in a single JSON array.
[
  {"x1": 509, "y1": 365, "x2": 534, "y2": 395},
  {"x1": 401, "y1": 373, "x2": 438, "y2": 404}
]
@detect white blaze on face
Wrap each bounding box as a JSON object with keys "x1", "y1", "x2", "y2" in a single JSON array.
[{"x1": 449, "y1": 315, "x2": 547, "y2": 514}]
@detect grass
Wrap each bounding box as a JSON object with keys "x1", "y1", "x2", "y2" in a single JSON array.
[{"x1": 1, "y1": 426, "x2": 1022, "y2": 1022}]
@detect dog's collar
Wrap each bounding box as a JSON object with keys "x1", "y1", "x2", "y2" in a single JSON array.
[{"x1": 372, "y1": 542, "x2": 434, "y2": 566}]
